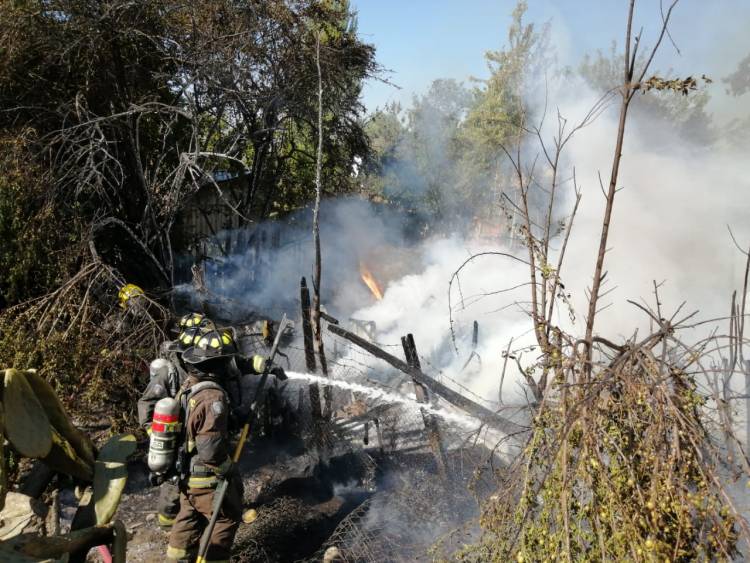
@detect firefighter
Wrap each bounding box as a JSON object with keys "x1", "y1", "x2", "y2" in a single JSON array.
[
  {"x1": 139, "y1": 313, "x2": 216, "y2": 426},
  {"x1": 139, "y1": 313, "x2": 215, "y2": 530},
  {"x1": 166, "y1": 328, "x2": 263, "y2": 563}
]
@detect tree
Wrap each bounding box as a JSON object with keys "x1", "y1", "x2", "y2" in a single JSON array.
[
  {"x1": 361, "y1": 80, "x2": 475, "y2": 228},
  {"x1": 0, "y1": 0, "x2": 378, "y2": 424},
  {"x1": 360, "y1": 2, "x2": 550, "y2": 232},
  {"x1": 0, "y1": 0, "x2": 378, "y2": 305},
  {"x1": 360, "y1": 101, "x2": 407, "y2": 199},
  {"x1": 579, "y1": 43, "x2": 715, "y2": 145}
]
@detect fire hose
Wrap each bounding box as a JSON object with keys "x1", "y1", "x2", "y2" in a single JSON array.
[{"x1": 195, "y1": 314, "x2": 290, "y2": 563}]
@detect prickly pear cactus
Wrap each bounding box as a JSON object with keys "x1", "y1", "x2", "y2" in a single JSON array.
[
  {"x1": 71, "y1": 433, "x2": 137, "y2": 531},
  {"x1": 3, "y1": 369, "x2": 53, "y2": 459},
  {"x1": 0, "y1": 368, "x2": 134, "y2": 561},
  {"x1": 24, "y1": 369, "x2": 96, "y2": 467},
  {"x1": 94, "y1": 434, "x2": 136, "y2": 525},
  {"x1": 3, "y1": 369, "x2": 95, "y2": 482},
  {"x1": 44, "y1": 429, "x2": 94, "y2": 482}
]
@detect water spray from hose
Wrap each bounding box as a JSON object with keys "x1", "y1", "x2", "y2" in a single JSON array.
[{"x1": 285, "y1": 371, "x2": 481, "y2": 430}]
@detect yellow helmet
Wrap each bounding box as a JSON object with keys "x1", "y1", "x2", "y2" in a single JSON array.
[{"x1": 118, "y1": 283, "x2": 144, "y2": 309}]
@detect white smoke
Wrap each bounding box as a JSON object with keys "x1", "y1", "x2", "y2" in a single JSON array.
[
  {"x1": 346, "y1": 79, "x2": 750, "y2": 407},
  {"x1": 178, "y1": 63, "x2": 750, "y2": 425},
  {"x1": 352, "y1": 237, "x2": 535, "y2": 405}
]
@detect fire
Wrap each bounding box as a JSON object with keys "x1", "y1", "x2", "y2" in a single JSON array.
[{"x1": 359, "y1": 262, "x2": 383, "y2": 300}]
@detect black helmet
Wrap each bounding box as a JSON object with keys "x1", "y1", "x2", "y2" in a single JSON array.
[
  {"x1": 182, "y1": 329, "x2": 238, "y2": 365},
  {"x1": 166, "y1": 325, "x2": 210, "y2": 353},
  {"x1": 178, "y1": 312, "x2": 213, "y2": 330}
]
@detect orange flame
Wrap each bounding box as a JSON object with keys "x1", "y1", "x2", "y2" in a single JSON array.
[{"x1": 359, "y1": 262, "x2": 383, "y2": 300}]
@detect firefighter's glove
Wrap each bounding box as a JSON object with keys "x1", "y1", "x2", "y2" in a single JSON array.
[
  {"x1": 149, "y1": 472, "x2": 165, "y2": 487},
  {"x1": 251, "y1": 355, "x2": 266, "y2": 374},
  {"x1": 270, "y1": 366, "x2": 287, "y2": 381}
]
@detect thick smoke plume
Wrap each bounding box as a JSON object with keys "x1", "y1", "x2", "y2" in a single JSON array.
[
  {"x1": 353, "y1": 77, "x2": 750, "y2": 403},
  {"x1": 178, "y1": 69, "x2": 749, "y2": 422}
]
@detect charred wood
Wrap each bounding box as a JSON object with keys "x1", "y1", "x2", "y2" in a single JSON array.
[
  {"x1": 402, "y1": 334, "x2": 447, "y2": 478},
  {"x1": 300, "y1": 277, "x2": 321, "y2": 421},
  {"x1": 329, "y1": 324, "x2": 523, "y2": 434}
]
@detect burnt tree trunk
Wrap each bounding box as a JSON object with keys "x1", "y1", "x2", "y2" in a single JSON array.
[
  {"x1": 311, "y1": 34, "x2": 331, "y2": 420},
  {"x1": 301, "y1": 277, "x2": 321, "y2": 420}
]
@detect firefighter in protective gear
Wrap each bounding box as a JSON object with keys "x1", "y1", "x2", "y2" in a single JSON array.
[
  {"x1": 166, "y1": 329, "x2": 246, "y2": 563},
  {"x1": 138, "y1": 319, "x2": 211, "y2": 431},
  {"x1": 205, "y1": 327, "x2": 284, "y2": 430},
  {"x1": 139, "y1": 313, "x2": 216, "y2": 431},
  {"x1": 165, "y1": 314, "x2": 215, "y2": 375},
  {"x1": 139, "y1": 317, "x2": 215, "y2": 531}
]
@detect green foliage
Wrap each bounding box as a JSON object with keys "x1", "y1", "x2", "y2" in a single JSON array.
[
  {"x1": 361, "y1": 2, "x2": 547, "y2": 231},
  {"x1": 463, "y1": 1, "x2": 546, "y2": 157},
  {"x1": 0, "y1": 301, "x2": 152, "y2": 429},
  {"x1": 0, "y1": 1, "x2": 375, "y2": 438},
  {"x1": 578, "y1": 44, "x2": 715, "y2": 144},
  {"x1": 0, "y1": 135, "x2": 76, "y2": 308},
  {"x1": 457, "y1": 356, "x2": 739, "y2": 562},
  {"x1": 362, "y1": 81, "x2": 476, "y2": 224},
  {"x1": 0, "y1": 0, "x2": 377, "y2": 307}
]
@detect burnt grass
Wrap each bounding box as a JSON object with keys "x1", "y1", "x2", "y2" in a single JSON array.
[{"x1": 108, "y1": 432, "x2": 489, "y2": 562}]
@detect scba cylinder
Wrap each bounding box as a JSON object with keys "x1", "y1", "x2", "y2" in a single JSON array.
[{"x1": 147, "y1": 397, "x2": 181, "y2": 474}]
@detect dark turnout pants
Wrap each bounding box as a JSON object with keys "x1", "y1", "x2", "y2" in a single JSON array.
[
  {"x1": 158, "y1": 481, "x2": 180, "y2": 527},
  {"x1": 166, "y1": 478, "x2": 243, "y2": 562}
]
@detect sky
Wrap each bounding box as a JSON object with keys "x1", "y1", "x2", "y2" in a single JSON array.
[{"x1": 351, "y1": 0, "x2": 750, "y2": 121}]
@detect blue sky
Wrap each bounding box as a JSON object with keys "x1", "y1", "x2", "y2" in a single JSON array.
[{"x1": 351, "y1": 1, "x2": 750, "y2": 120}]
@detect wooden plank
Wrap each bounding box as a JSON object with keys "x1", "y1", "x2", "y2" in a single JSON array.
[
  {"x1": 328, "y1": 324, "x2": 523, "y2": 434},
  {"x1": 319, "y1": 311, "x2": 339, "y2": 325}
]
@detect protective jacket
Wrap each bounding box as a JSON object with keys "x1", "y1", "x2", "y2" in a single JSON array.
[
  {"x1": 167, "y1": 374, "x2": 243, "y2": 563},
  {"x1": 178, "y1": 375, "x2": 233, "y2": 489},
  {"x1": 222, "y1": 355, "x2": 266, "y2": 428}
]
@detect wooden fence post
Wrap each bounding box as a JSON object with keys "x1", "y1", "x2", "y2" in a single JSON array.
[{"x1": 402, "y1": 334, "x2": 447, "y2": 477}]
